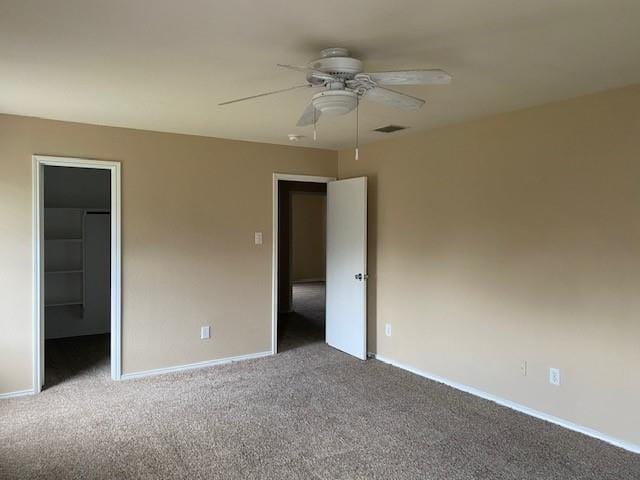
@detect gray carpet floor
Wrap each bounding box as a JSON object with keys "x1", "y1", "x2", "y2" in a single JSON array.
[
  {"x1": 2, "y1": 284, "x2": 639, "y2": 479},
  {"x1": 278, "y1": 281, "x2": 326, "y2": 352}
]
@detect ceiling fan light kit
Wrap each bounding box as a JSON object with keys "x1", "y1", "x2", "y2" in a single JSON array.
[
  {"x1": 219, "y1": 48, "x2": 451, "y2": 159},
  {"x1": 311, "y1": 90, "x2": 358, "y2": 116}
]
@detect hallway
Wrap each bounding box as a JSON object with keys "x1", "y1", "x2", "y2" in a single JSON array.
[{"x1": 278, "y1": 281, "x2": 325, "y2": 352}]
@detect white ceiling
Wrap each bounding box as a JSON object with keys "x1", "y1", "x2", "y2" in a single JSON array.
[{"x1": 1, "y1": 0, "x2": 639, "y2": 150}]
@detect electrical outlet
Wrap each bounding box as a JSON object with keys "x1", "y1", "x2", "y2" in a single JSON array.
[
  {"x1": 549, "y1": 367, "x2": 560, "y2": 386},
  {"x1": 520, "y1": 360, "x2": 527, "y2": 377},
  {"x1": 384, "y1": 323, "x2": 392, "y2": 337},
  {"x1": 201, "y1": 326, "x2": 210, "y2": 340},
  {"x1": 254, "y1": 232, "x2": 263, "y2": 245}
]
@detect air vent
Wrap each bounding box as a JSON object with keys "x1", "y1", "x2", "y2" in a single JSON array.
[{"x1": 373, "y1": 124, "x2": 408, "y2": 133}]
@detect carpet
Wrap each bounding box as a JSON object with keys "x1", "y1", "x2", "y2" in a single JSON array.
[
  {"x1": 1, "y1": 307, "x2": 638, "y2": 478},
  {"x1": 278, "y1": 281, "x2": 326, "y2": 352}
]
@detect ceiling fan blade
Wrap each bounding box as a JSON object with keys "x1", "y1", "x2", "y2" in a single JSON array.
[
  {"x1": 360, "y1": 69, "x2": 452, "y2": 85},
  {"x1": 218, "y1": 84, "x2": 310, "y2": 106},
  {"x1": 277, "y1": 64, "x2": 335, "y2": 82},
  {"x1": 296, "y1": 102, "x2": 321, "y2": 127},
  {"x1": 364, "y1": 86, "x2": 425, "y2": 110}
]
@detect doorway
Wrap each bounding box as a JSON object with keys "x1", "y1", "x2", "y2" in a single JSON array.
[
  {"x1": 272, "y1": 173, "x2": 368, "y2": 359},
  {"x1": 277, "y1": 180, "x2": 328, "y2": 351},
  {"x1": 33, "y1": 156, "x2": 121, "y2": 392}
]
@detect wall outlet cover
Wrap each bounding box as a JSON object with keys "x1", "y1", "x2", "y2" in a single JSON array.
[
  {"x1": 549, "y1": 367, "x2": 560, "y2": 386},
  {"x1": 254, "y1": 232, "x2": 263, "y2": 245},
  {"x1": 384, "y1": 324, "x2": 392, "y2": 337}
]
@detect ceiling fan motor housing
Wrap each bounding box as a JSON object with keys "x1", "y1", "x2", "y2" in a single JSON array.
[{"x1": 308, "y1": 48, "x2": 363, "y2": 83}]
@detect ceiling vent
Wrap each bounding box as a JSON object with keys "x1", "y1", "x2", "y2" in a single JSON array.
[{"x1": 373, "y1": 124, "x2": 408, "y2": 133}]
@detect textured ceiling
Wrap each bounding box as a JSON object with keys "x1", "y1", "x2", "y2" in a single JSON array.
[{"x1": 1, "y1": 0, "x2": 639, "y2": 150}]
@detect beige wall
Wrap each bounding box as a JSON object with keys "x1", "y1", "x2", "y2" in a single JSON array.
[
  {"x1": 0, "y1": 114, "x2": 337, "y2": 393},
  {"x1": 2, "y1": 85, "x2": 639, "y2": 446},
  {"x1": 338, "y1": 84, "x2": 640, "y2": 446},
  {"x1": 291, "y1": 193, "x2": 326, "y2": 282}
]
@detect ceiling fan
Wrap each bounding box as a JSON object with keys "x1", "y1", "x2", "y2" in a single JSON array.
[{"x1": 219, "y1": 47, "x2": 452, "y2": 156}]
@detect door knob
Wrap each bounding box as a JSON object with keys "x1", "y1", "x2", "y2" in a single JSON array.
[{"x1": 355, "y1": 273, "x2": 369, "y2": 281}]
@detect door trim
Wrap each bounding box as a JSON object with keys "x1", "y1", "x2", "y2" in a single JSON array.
[
  {"x1": 32, "y1": 155, "x2": 122, "y2": 391},
  {"x1": 272, "y1": 173, "x2": 335, "y2": 354}
]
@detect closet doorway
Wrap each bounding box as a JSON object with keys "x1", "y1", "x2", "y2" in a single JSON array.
[{"x1": 33, "y1": 156, "x2": 121, "y2": 392}]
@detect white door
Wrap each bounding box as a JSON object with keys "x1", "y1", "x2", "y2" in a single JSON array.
[{"x1": 326, "y1": 177, "x2": 367, "y2": 359}]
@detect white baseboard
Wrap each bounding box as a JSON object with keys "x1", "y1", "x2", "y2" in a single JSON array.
[
  {"x1": 373, "y1": 353, "x2": 640, "y2": 455},
  {"x1": 0, "y1": 388, "x2": 35, "y2": 399},
  {"x1": 120, "y1": 351, "x2": 273, "y2": 381}
]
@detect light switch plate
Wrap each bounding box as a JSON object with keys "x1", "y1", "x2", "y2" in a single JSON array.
[
  {"x1": 201, "y1": 326, "x2": 210, "y2": 339},
  {"x1": 254, "y1": 232, "x2": 263, "y2": 245}
]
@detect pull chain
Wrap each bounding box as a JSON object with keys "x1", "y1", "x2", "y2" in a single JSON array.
[
  {"x1": 355, "y1": 97, "x2": 359, "y2": 160},
  {"x1": 313, "y1": 107, "x2": 317, "y2": 141}
]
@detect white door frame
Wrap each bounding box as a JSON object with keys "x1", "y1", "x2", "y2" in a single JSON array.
[
  {"x1": 32, "y1": 155, "x2": 122, "y2": 391},
  {"x1": 272, "y1": 173, "x2": 335, "y2": 354}
]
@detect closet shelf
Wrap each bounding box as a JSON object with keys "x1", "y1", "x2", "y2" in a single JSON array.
[
  {"x1": 45, "y1": 207, "x2": 110, "y2": 213},
  {"x1": 44, "y1": 238, "x2": 82, "y2": 244},
  {"x1": 45, "y1": 301, "x2": 83, "y2": 307},
  {"x1": 45, "y1": 269, "x2": 83, "y2": 275}
]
